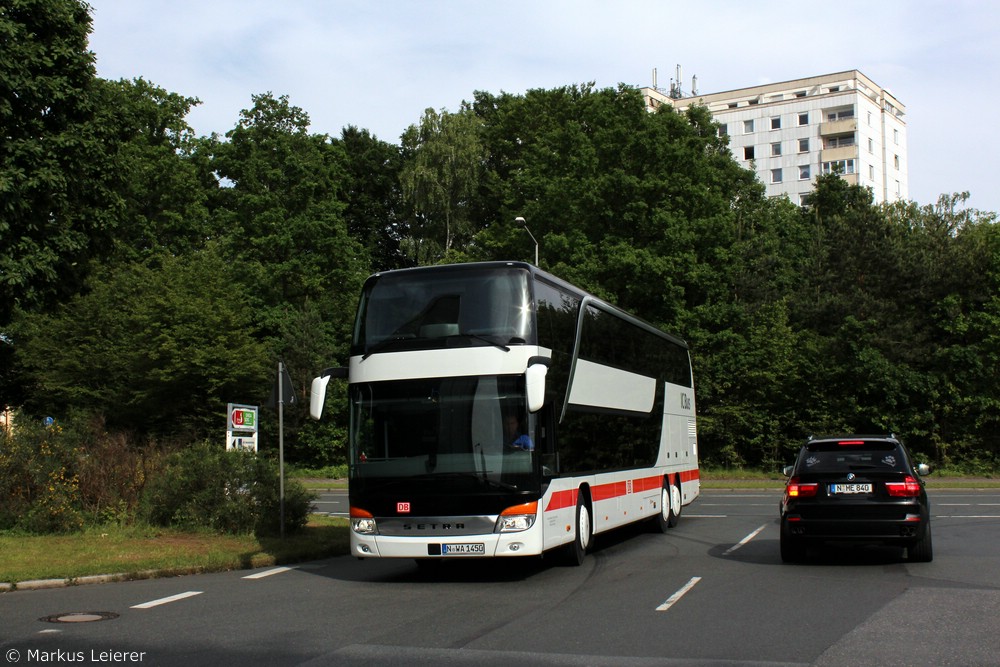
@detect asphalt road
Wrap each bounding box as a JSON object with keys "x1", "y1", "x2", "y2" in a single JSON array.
[{"x1": 3, "y1": 489, "x2": 1000, "y2": 666}]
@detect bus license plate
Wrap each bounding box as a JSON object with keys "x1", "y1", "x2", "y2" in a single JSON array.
[
  {"x1": 442, "y1": 543, "x2": 485, "y2": 555},
  {"x1": 830, "y1": 483, "x2": 872, "y2": 494}
]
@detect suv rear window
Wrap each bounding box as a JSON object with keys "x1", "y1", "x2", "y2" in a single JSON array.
[{"x1": 798, "y1": 441, "x2": 907, "y2": 473}]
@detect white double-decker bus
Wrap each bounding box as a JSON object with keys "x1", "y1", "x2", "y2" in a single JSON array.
[{"x1": 310, "y1": 261, "x2": 699, "y2": 564}]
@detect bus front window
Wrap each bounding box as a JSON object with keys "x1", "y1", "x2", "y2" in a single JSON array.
[{"x1": 349, "y1": 376, "x2": 537, "y2": 492}]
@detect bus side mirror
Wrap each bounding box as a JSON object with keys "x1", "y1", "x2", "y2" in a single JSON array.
[
  {"x1": 526, "y1": 357, "x2": 550, "y2": 413},
  {"x1": 309, "y1": 367, "x2": 347, "y2": 420}
]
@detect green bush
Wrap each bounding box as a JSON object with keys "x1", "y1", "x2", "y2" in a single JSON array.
[
  {"x1": 0, "y1": 420, "x2": 84, "y2": 533},
  {"x1": 140, "y1": 442, "x2": 315, "y2": 536},
  {"x1": 0, "y1": 414, "x2": 163, "y2": 533}
]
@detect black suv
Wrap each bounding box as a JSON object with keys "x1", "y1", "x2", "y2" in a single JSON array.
[{"x1": 780, "y1": 435, "x2": 932, "y2": 563}]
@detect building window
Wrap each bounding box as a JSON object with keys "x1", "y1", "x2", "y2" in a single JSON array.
[
  {"x1": 826, "y1": 107, "x2": 855, "y2": 122},
  {"x1": 868, "y1": 138, "x2": 874, "y2": 153},
  {"x1": 770, "y1": 116, "x2": 781, "y2": 130},
  {"x1": 749, "y1": 98, "x2": 759, "y2": 105},
  {"x1": 718, "y1": 124, "x2": 728, "y2": 137},
  {"x1": 822, "y1": 159, "x2": 856, "y2": 175},
  {"x1": 728, "y1": 102, "x2": 738, "y2": 109},
  {"x1": 869, "y1": 165, "x2": 875, "y2": 180},
  {"x1": 828, "y1": 86, "x2": 841, "y2": 92},
  {"x1": 798, "y1": 138, "x2": 810, "y2": 153},
  {"x1": 894, "y1": 128, "x2": 899, "y2": 144},
  {"x1": 744, "y1": 119, "x2": 755, "y2": 133},
  {"x1": 771, "y1": 142, "x2": 782, "y2": 156},
  {"x1": 894, "y1": 154, "x2": 900, "y2": 169},
  {"x1": 771, "y1": 168, "x2": 783, "y2": 184},
  {"x1": 824, "y1": 135, "x2": 855, "y2": 149},
  {"x1": 799, "y1": 165, "x2": 811, "y2": 180},
  {"x1": 795, "y1": 91, "x2": 807, "y2": 98},
  {"x1": 896, "y1": 180, "x2": 901, "y2": 195},
  {"x1": 744, "y1": 146, "x2": 755, "y2": 160},
  {"x1": 798, "y1": 112, "x2": 809, "y2": 126},
  {"x1": 867, "y1": 111, "x2": 873, "y2": 126}
]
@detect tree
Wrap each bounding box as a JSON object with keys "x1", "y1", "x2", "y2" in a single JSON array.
[
  {"x1": 0, "y1": 0, "x2": 124, "y2": 326},
  {"x1": 11, "y1": 247, "x2": 270, "y2": 438},
  {"x1": 339, "y1": 125, "x2": 409, "y2": 272},
  {"x1": 100, "y1": 77, "x2": 211, "y2": 264},
  {"x1": 400, "y1": 106, "x2": 485, "y2": 264},
  {"x1": 208, "y1": 93, "x2": 368, "y2": 463},
  {"x1": 211, "y1": 93, "x2": 364, "y2": 333}
]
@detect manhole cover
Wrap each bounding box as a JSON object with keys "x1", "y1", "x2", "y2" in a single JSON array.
[{"x1": 40, "y1": 612, "x2": 119, "y2": 623}]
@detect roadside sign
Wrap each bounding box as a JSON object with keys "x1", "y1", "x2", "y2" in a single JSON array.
[
  {"x1": 226, "y1": 403, "x2": 259, "y2": 452},
  {"x1": 229, "y1": 404, "x2": 258, "y2": 432}
]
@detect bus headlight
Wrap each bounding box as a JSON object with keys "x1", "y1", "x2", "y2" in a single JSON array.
[
  {"x1": 350, "y1": 507, "x2": 378, "y2": 535},
  {"x1": 496, "y1": 514, "x2": 535, "y2": 532},
  {"x1": 353, "y1": 518, "x2": 377, "y2": 534},
  {"x1": 495, "y1": 501, "x2": 538, "y2": 533}
]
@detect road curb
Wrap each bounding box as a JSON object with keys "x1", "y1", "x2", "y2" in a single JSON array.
[{"x1": 2, "y1": 568, "x2": 196, "y2": 593}]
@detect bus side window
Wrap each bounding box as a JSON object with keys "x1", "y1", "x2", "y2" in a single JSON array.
[{"x1": 538, "y1": 403, "x2": 559, "y2": 477}]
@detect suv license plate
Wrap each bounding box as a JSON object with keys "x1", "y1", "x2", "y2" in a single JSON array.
[
  {"x1": 442, "y1": 543, "x2": 485, "y2": 555},
  {"x1": 831, "y1": 483, "x2": 873, "y2": 494}
]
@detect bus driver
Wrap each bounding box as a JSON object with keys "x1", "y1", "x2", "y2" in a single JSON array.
[{"x1": 504, "y1": 414, "x2": 534, "y2": 450}]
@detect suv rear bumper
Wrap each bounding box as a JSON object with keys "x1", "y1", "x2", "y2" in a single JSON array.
[{"x1": 782, "y1": 515, "x2": 928, "y2": 545}]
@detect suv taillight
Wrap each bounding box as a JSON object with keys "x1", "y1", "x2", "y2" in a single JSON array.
[
  {"x1": 885, "y1": 476, "x2": 921, "y2": 497},
  {"x1": 786, "y1": 477, "x2": 818, "y2": 498}
]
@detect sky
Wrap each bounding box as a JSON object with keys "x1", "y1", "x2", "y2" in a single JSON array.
[{"x1": 86, "y1": 0, "x2": 1000, "y2": 214}]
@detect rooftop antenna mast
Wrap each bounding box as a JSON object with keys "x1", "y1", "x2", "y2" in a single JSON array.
[{"x1": 670, "y1": 64, "x2": 683, "y2": 99}]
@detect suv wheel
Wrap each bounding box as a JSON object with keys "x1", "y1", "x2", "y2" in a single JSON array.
[
  {"x1": 780, "y1": 520, "x2": 806, "y2": 563},
  {"x1": 908, "y1": 523, "x2": 934, "y2": 563}
]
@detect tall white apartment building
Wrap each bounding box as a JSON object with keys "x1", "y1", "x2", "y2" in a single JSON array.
[{"x1": 641, "y1": 70, "x2": 907, "y2": 205}]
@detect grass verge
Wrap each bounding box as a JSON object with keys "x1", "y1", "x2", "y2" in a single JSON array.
[{"x1": 0, "y1": 516, "x2": 350, "y2": 586}]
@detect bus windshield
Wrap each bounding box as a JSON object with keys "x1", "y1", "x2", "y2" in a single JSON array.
[
  {"x1": 352, "y1": 266, "x2": 534, "y2": 356},
  {"x1": 349, "y1": 375, "x2": 538, "y2": 493}
]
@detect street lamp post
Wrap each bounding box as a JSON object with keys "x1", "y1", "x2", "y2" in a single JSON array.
[{"x1": 515, "y1": 216, "x2": 538, "y2": 266}]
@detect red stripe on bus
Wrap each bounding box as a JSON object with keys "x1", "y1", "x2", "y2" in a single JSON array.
[
  {"x1": 545, "y1": 489, "x2": 578, "y2": 512},
  {"x1": 592, "y1": 481, "x2": 626, "y2": 502},
  {"x1": 632, "y1": 475, "x2": 663, "y2": 492},
  {"x1": 543, "y1": 471, "x2": 698, "y2": 512},
  {"x1": 680, "y1": 469, "x2": 700, "y2": 483}
]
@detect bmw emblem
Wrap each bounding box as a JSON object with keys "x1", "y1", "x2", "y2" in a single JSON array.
[{"x1": 846, "y1": 473, "x2": 856, "y2": 481}]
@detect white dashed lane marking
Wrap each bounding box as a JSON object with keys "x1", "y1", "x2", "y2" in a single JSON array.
[{"x1": 131, "y1": 591, "x2": 203, "y2": 609}]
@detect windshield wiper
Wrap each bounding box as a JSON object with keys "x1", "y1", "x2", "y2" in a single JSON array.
[
  {"x1": 362, "y1": 334, "x2": 416, "y2": 360},
  {"x1": 446, "y1": 333, "x2": 510, "y2": 352}
]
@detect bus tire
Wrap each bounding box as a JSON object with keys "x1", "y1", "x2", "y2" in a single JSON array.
[
  {"x1": 567, "y1": 491, "x2": 592, "y2": 566},
  {"x1": 653, "y1": 478, "x2": 673, "y2": 533},
  {"x1": 667, "y1": 476, "x2": 682, "y2": 528}
]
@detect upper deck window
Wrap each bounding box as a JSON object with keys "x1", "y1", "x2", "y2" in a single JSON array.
[{"x1": 353, "y1": 266, "x2": 534, "y2": 355}]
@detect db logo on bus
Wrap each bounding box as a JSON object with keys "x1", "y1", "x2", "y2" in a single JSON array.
[
  {"x1": 680, "y1": 393, "x2": 692, "y2": 410},
  {"x1": 397, "y1": 502, "x2": 411, "y2": 513}
]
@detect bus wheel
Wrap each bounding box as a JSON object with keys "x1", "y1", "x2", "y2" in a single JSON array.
[
  {"x1": 653, "y1": 480, "x2": 672, "y2": 533},
  {"x1": 567, "y1": 493, "x2": 591, "y2": 566},
  {"x1": 667, "y1": 477, "x2": 682, "y2": 528}
]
